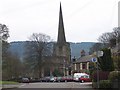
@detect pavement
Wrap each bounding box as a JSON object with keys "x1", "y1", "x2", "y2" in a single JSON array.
[
  {"x1": 1, "y1": 83, "x2": 24, "y2": 89},
  {"x1": 0, "y1": 82, "x2": 93, "y2": 89}
]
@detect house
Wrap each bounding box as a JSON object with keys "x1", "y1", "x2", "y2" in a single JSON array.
[{"x1": 72, "y1": 55, "x2": 96, "y2": 75}]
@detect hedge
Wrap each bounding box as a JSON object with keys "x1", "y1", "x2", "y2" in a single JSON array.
[
  {"x1": 108, "y1": 70, "x2": 120, "y2": 81},
  {"x1": 99, "y1": 80, "x2": 112, "y2": 88},
  {"x1": 108, "y1": 71, "x2": 120, "y2": 88}
]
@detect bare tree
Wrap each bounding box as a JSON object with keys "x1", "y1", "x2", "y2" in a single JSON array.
[
  {"x1": 98, "y1": 27, "x2": 120, "y2": 48},
  {"x1": 0, "y1": 24, "x2": 9, "y2": 40},
  {"x1": 1, "y1": 23, "x2": 9, "y2": 80},
  {"x1": 89, "y1": 43, "x2": 108, "y2": 54},
  {"x1": 1, "y1": 24, "x2": 23, "y2": 80},
  {"x1": 113, "y1": 27, "x2": 120, "y2": 43},
  {"x1": 24, "y1": 33, "x2": 52, "y2": 78},
  {"x1": 98, "y1": 32, "x2": 112, "y2": 43}
]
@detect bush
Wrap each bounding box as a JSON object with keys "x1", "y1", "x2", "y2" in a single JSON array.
[
  {"x1": 92, "y1": 82, "x2": 97, "y2": 89},
  {"x1": 108, "y1": 71, "x2": 120, "y2": 88},
  {"x1": 99, "y1": 80, "x2": 112, "y2": 88},
  {"x1": 108, "y1": 71, "x2": 120, "y2": 81}
]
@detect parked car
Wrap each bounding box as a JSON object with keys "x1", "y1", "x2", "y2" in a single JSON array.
[
  {"x1": 66, "y1": 76, "x2": 73, "y2": 82},
  {"x1": 55, "y1": 76, "x2": 62, "y2": 82},
  {"x1": 30, "y1": 78, "x2": 41, "y2": 83},
  {"x1": 60, "y1": 76, "x2": 67, "y2": 82},
  {"x1": 79, "y1": 74, "x2": 91, "y2": 83},
  {"x1": 60, "y1": 76, "x2": 73, "y2": 82},
  {"x1": 73, "y1": 73, "x2": 89, "y2": 82},
  {"x1": 41, "y1": 76, "x2": 50, "y2": 82},
  {"x1": 50, "y1": 76, "x2": 56, "y2": 82},
  {"x1": 21, "y1": 78, "x2": 30, "y2": 83}
]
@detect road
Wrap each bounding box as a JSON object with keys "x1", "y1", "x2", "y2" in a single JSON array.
[{"x1": 2, "y1": 82, "x2": 94, "y2": 90}]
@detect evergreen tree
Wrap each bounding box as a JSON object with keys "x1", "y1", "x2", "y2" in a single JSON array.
[{"x1": 98, "y1": 48, "x2": 114, "y2": 71}]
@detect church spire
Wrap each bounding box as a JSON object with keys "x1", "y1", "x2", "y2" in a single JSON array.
[{"x1": 57, "y1": 2, "x2": 66, "y2": 45}]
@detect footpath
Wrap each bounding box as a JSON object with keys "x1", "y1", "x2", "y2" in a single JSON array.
[{"x1": 0, "y1": 83, "x2": 23, "y2": 89}]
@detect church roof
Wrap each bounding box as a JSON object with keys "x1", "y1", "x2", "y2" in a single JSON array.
[{"x1": 57, "y1": 2, "x2": 66, "y2": 45}]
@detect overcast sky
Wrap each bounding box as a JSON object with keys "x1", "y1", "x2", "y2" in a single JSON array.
[{"x1": 0, "y1": 0, "x2": 119, "y2": 42}]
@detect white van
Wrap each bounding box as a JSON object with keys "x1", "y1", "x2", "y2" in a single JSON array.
[{"x1": 73, "y1": 73, "x2": 88, "y2": 82}]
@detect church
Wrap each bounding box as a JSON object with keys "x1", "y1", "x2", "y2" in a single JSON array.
[{"x1": 40, "y1": 3, "x2": 71, "y2": 77}]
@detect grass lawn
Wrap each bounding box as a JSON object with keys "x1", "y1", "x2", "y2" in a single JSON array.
[{"x1": 0, "y1": 81, "x2": 19, "y2": 85}]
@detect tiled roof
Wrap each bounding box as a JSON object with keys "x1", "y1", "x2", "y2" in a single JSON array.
[{"x1": 73, "y1": 55, "x2": 96, "y2": 63}]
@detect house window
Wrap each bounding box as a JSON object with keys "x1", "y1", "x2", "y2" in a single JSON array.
[
  {"x1": 82, "y1": 63, "x2": 86, "y2": 69},
  {"x1": 74, "y1": 64, "x2": 77, "y2": 70}
]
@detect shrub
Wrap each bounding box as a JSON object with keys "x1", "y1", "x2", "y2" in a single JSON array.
[
  {"x1": 108, "y1": 71, "x2": 120, "y2": 81},
  {"x1": 92, "y1": 82, "x2": 97, "y2": 88},
  {"x1": 99, "y1": 80, "x2": 112, "y2": 88}
]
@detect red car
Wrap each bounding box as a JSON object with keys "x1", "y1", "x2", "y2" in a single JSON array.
[
  {"x1": 79, "y1": 75, "x2": 91, "y2": 83},
  {"x1": 61, "y1": 76, "x2": 73, "y2": 82},
  {"x1": 66, "y1": 76, "x2": 73, "y2": 82}
]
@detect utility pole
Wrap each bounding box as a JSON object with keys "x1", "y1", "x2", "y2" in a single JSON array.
[
  {"x1": 93, "y1": 51, "x2": 103, "y2": 89},
  {"x1": 96, "y1": 58, "x2": 99, "y2": 88},
  {"x1": 97, "y1": 51, "x2": 103, "y2": 88},
  {"x1": 91, "y1": 57, "x2": 99, "y2": 88}
]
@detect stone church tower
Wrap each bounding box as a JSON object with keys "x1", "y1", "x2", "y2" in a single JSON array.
[
  {"x1": 53, "y1": 3, "x2": 71, "y2": 75},
  {"x1": 40, "y1": 3, "x2": 71, "y2": 77}
]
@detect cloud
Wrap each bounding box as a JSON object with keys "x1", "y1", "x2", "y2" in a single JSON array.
[{"x1": 0, "y1": 0, "x2": 118, "y2": 42}]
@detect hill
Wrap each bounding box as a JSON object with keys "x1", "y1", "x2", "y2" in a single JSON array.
[
  {"x1": 8, "y1": 41, "x2": 95, "y2": 61},
  {"x1": 70, "y1": 42, "x2": 95, "y2": 58}
]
